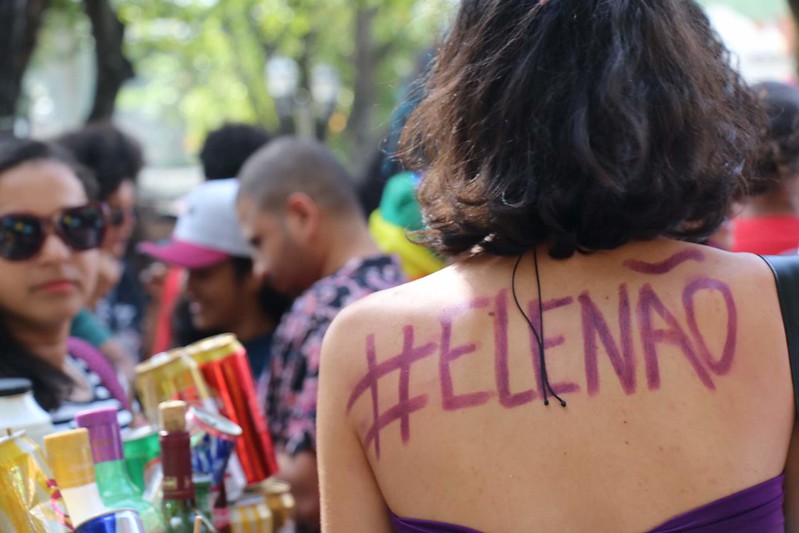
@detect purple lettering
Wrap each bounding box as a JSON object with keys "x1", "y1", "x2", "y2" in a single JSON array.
[
  {"x1": 528, "y1": 297, "x2": 580, "y2": 396},
  {"x1": 494, "y1": 290, "x2": 537, "y2": 407},
  {"x1": 623, "y1": 249, "x2": 704, "y2": 275},
  {"x1": 346, "y1": 326, "x2": 437, "y2": 458},
  {"x1": 637, "y1": 284, "x2": 714, "y2": 390},
  {"x1": 683, "y1": 278, "x2": 737, "y2": 375},
  {"x1": 580, "y1": 285, "x2": 636, "y2": 396},
  {"x1": 440, "y1": 298, "x2": 494, "y2": 411}
]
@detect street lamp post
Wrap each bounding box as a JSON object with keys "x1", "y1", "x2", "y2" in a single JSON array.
[
  {"x1": 265, "y1": 56, "x2": 300, "y2": 135},
  {"x1": 265, "y1": 56, "x2": 341, "y2": 140}
]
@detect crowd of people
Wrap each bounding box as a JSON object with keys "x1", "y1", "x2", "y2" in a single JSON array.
[{"x1": 4, "y1": 0, "x2": 799, "y2": 531}]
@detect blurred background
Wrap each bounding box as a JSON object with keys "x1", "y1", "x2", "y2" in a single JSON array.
[{"x1": 0, "y1": 0, "x2": 797, "y2": 206}]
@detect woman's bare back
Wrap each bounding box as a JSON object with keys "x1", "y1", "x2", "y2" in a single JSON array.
[{"x1": 329, "y1": 240, "x2": 793, "y2": 532}]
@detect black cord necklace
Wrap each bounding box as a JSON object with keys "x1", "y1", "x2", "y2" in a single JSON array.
[{"x1": 511, "y1": 248, "x2": 567, "y2": 408}]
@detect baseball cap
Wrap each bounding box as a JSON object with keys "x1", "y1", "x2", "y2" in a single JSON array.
[{"x1": 139, "y1": 178, "x2": 252, "y2": 269}]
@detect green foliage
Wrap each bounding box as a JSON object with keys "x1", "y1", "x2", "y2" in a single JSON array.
[
  {"x1": 695, "y1": 0, "x2": 787, "y2": 21},
  {"x1": 114, "y1": 0, "x2": 454, "y2": 164}
]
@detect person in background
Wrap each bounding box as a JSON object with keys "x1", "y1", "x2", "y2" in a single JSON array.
[
  {"x1": 368, "y1": 171, "x2": 445, "y2": 280},
  {"x1": 316, "y1": 1, "x2": 797, "y2": 531},
  {"x1": 199, "y1": 122, "x2": 273, "y2": 181},
  {"x1": 0, "y1": 139, "x2": 131, "y2": 428},
  {"x1": 143, "y1": 122, "x2": 274, "y2": 355},
  {"x1": 55, "y1": 122, "x2": 146, "y2": 382},
  {"x1": 237, "y1": 137, "x2": 405, "y2": 531},
  {"x1": 732, "y1": 81, "x2": 799, "y2": 255},
  {"x1": 140, "y1": 179, "x2": 289, "y2": 378}
]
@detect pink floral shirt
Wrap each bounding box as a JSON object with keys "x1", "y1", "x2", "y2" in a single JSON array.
[{"x1": 258, "y1": 255, "x2": 405, "y2": 454}]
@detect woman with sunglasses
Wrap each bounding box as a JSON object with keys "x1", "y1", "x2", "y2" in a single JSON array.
[{"x1": 0, "y1": 139, "x2": 131, "y2": 428}]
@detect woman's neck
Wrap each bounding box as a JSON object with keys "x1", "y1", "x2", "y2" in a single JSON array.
[{"x1": 7, "y1": 319, "x2": 70, "y2": 369}]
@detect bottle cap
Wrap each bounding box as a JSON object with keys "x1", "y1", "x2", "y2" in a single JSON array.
[
  {"x1": 75, "y1": 407, "x2": 123, "y2": 463},
  {"x1": 44, "y1": 428, "x2": 96, "y2": 489},
  {"x1": 0, "y1": 378, "x2": 32, "y2": 397},
  {"x1": 159, "y1": 400, "x2": 187, "y2": 433}
]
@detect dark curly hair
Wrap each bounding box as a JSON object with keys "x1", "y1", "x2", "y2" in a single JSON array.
[
  {"x1": 752, "y1": 81, "x2": 799, "y2": 191},
  {"x1": 55, "y1": 122, "x2": 144, "y2": 202},
  {"x1": 0, "y1": 138, "x2": 102, "y2": 410},
  {"x1": 199, "y1": 123, "x2": 272, "y2": 180},
  {"x1": 401, "y1": 0, "x2": 764, "y2": 259}
]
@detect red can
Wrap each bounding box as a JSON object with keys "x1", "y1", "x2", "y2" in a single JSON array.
[{"x1": 186, "y1": 334, "x2": 277, "y2": 483}]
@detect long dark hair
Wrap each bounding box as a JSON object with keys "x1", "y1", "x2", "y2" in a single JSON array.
[
  {"x1": 401, "y1": 0, "x2": 764, "y2": 259},
  {"x1": 0, "y1": 139, "x2": 98, "y2": 410}
]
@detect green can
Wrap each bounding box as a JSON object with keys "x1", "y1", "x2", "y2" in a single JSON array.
[{"x1": 121, "y1": 424, "x2": 160, "y2": 492}]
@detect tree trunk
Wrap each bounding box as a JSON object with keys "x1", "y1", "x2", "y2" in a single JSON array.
[
  {"x1": 0, "y1": 0, "x2": 50, "y2": 137},
  {"x1": 82, "y1": 0, "x2": 134, "y2": 122},
  {"x1": 348, "y1": 4, "x2": 379, "y2": 179},
  {"x1": 790, "y1": 0, "x2": 799, "y2": 79}
]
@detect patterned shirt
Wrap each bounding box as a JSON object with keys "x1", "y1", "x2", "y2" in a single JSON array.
[
  {"x1": 51, "y1": 354, "x2": 132, "y2": 431},
  {"x1": 259, "y1": 255, "x2": 405, "y2": 454}
]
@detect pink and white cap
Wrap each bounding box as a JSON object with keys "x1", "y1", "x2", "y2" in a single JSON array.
[{"x1": 138, "y1": 178, "x2": 252, "y2": 269}]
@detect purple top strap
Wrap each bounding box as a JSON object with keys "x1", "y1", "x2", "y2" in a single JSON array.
[
  {"x1": 648, "y1": 474, "x2": 784, "y2": 532},
  {"x1": 390, "y1": 512, "x2": 481, "y2": 533},
  {"x1": 67, "y1": 336, "x2": 131, "y2": 412},
  {"x1": 390, "y1": 474, "x2": 784, "y2": 533}
]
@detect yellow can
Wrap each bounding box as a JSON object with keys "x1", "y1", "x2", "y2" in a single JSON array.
[
  {"x1": 135, "y1": 348, "x2": 213, "y2": 425},
  {"x1": 230, "y1": 493, "x2": 273, "y2": 533},
  {"x1": 0, "y1": 429, "x2": 72, "y2": 532},
  {"x1": 184, "y1": 333, "x2": 242, "y2": 366},
  {"x1": 247, "y1": 478, "x2": 296, "y2": 532}
]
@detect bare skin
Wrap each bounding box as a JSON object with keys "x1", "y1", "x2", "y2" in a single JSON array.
[{"x1": 318, "y1": 239, "x2": 796, "y2": 532}]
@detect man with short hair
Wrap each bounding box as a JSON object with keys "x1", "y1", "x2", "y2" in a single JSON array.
[
  {"x1": 237, "y1": 138, "x2": 405, "y2": 531},
  {"x1": 141, "y1": 179, "x2": 289, "y2": 377}
]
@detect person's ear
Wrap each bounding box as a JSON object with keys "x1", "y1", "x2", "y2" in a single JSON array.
[{"x1": 284, "y1": 192, "x2": 320, "y2": 243}]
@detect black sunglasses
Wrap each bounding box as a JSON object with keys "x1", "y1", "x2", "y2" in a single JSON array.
[{"x1": 0, "y1": 204, "x2": 107, "y2": 261}]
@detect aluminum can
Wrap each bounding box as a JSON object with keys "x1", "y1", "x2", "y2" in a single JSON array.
[
  {"x1": 0, "y1": 429, "x2": 72, "y2": 532},
  {"x1": 247, "y1": 478, "x2": 295, "y2": 533},
  {"x1": 135, "y1": 349, "x2": 213, "y2": 425},
  {"x1": 230, "y1": 494, "x2": 273, "y2": 533},
  {"x1": 186, "y1": 334, "x2": 277, "y2": 483},
  {"x1": 188, "y1": 407, "x2": 243, "y2": 531},
  {"x1": 187, "y1": 406, "x2": 241, "y2": 487},
  {"x1": 74, "y1": 509, "x2": 145, "y2": 533},
  {"x1": 121, "y1": 425, "x2": 160, "y2": 493}
]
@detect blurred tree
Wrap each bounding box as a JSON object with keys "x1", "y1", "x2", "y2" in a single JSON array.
[
  {"x1": 0, "y1": 0, "x2": 132, "y2": 133},
  {"x1": 83, "y1": 0, "x2": 134, "y2": 120},
  {"x1": 116, "y1": 0, "x2": 452, "y2": 174},
  {"x1": 0, "y1": 0, "x2": 50, "y2": 137},
  {"x1": 2, "y1": 0, "x2": 450, "y2": 172},
  {"x1": 789, "y1": 0, "x2": 799, "y2": 74}
]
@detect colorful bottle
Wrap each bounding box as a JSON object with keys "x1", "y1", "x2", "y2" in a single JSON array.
[
  {"x1": 159, "y1": 400, "x2": 215, "y2": 532},
  {"x1": 76, "y1": 408, "x2": 166, "y2": 533},
  {"x1": 44, "y1": 428, "x2": 108, "y2": 527}
]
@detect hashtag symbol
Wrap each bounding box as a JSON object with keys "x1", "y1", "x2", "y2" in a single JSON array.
[{"x1": 346, "y1": 325, "x2": 437, "y2": 458}]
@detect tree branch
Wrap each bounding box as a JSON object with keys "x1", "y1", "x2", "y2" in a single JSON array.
[
  {"x1": 0, "y1": 0, "x2": 50, "y2": 136},
  {"x1": 82, "y1": 0, "x2": 135, "y2": 122}
]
